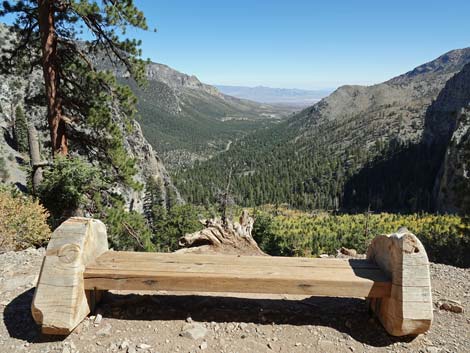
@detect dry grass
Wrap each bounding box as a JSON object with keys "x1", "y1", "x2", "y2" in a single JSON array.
[{"x1": 0, "y1": 189, "x2": 51, "y2": 251}]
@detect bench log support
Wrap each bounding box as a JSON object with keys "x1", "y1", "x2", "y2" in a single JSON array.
[
  {"x1": 31, "y1": 218, "x2": 108, "y2": 335},
  {"x1": 366, "y1": 227, "x2": 433, "y2": 336}
]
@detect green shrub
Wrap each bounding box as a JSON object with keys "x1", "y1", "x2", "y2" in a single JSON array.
[
  {"x1": 251, "y1": 206, "x2": 470, "y2": 267},
  {"x1": 103, "y1": 205, "x2": 154, "y2": 251},
  {"x1": 14, "y1": 105, "x2": 28, "y2": 153},
  {"x1": 38, "y1": 156, "x2": 104, "y2": 224},
  {"x1": 0, "y1": 186, "x2": 51, "y2": 250},
  {"x1": 151, "y1": 204, "x2": 203, "y2": 252},
  {"x1": 252, "y1": 210, "x2": 283, "y2": 255}
]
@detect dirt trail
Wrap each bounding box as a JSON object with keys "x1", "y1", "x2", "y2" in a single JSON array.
[{"x1": 0, "y1": 248, "x2": 469, "y2": 353}]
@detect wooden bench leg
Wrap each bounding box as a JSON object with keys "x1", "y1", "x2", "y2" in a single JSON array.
[
  {"x1": 31, "y1": 217, "x2": 108, "y2": 335},
  {"x1": 366, "y1": 227, "x2": 433, "y2": 336}
]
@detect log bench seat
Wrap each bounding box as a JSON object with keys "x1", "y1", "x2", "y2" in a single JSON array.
[
  {"x1": 31, "y1": 218, "x2": 433, "y2": 337},
  {"x1": 84, "y1": 252, "x2": 392, "y2": 297}
]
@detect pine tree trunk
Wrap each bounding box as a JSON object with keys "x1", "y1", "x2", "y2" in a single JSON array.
[{"x1": 38, "y1": 0, "x2": 67, "y2": 156}]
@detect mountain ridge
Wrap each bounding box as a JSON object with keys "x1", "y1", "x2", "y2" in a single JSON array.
[
  {"x1": 175, "y1": 47, "x2": 470, "y2": 213},
  {"x1": 114, "y1": 60, "x2": 295, "y2": 170}
]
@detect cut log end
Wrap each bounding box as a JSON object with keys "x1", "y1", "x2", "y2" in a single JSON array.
[
  {"x1": 31, "y1": 217, "x2": 109, "y2": 335},
  {"x1": 366, "y1": 229, "x2": 433, "y2": 336}
]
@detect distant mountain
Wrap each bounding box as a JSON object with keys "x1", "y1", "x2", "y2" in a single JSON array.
[
  {"x1": 215, "y1": 85, "x2": 332, "y2": 107},
  {"x1": 176, "y1": 48, "x2": 470, "y2": 213},
  {"x1": 114, "y1": 64, "x2": 295, "y2": 170}
]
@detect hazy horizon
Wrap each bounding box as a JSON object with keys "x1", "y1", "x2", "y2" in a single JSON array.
[
  {"x1": 126, "y1": 0, "x2": 470, "y2": 89},
  {"x1": 3, "y1": 0, "x2": 470, "y2": 89}
]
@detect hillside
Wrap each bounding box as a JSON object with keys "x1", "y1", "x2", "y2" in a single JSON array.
[
  {"x1": 0, "y1": 24, "x2": 180, "y2": 212},
  {"x1": 175, "y1": 48, "x2": 470, "y2": 212},
  {"x1": 115, "y1": 63, "x2": 295, "y2": 170}
]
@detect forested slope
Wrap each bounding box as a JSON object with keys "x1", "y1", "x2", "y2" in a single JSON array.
[{"x1": 175, "y1": 48, "x2": 470, "y2": 213}]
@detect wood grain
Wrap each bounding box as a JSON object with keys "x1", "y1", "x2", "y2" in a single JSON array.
[
  {"x1": 31, "y1": 218, "x2": 108, "y2": 335},
  {"x1": 366, "y1": 227, "x2": 433, "y2": 336},
  {"x1": 84, "y1": 252, "x2": 392, "y2": 298}
]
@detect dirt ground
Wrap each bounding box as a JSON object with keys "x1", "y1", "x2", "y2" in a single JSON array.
[{"x1": 0, "y1": 248, "x2": 469, "y2": 353}]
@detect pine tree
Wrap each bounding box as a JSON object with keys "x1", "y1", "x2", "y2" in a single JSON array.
[
  {"x1": 14, "y1": 105, "x2": 28, "y2": 153},
  {"x1": 0, "y1": 0, "x2": 149, "y2": 187}
]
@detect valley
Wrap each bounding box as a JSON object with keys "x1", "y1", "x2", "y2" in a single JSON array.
[
  {"x1": 175, "y1": 48, "x2": 470, "y2": 214},
  {"x1": 118, "y1": 63, "x2": 296, "y2": 170}
]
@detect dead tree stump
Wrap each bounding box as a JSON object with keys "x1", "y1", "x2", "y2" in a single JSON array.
[{"x1": 178, "y1": 210, "x2": 265, "y2": 255}]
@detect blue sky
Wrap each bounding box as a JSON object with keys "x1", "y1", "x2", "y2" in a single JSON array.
[
  {"x1": 128, "y1": 0, "x2": 470, "y2": 89},
  {"x1": 2, "y1": 0, "x2": 470, "y2": 89}
]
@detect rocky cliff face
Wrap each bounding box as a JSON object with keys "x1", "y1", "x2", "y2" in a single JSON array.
[
  {"x1": 121, "y1": 118, "x2": 181, "y2": 212},
  {"x1": 0, "y1": 24, "x2": 180, "y2": 211},
  {"x1": 145, "y1": 63, "x2": 221, "y2": 97},
  {"x1": 428, "y1": 63, "x2": 470, "y2": 212}
]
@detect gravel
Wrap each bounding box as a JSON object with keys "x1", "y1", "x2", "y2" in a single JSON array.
[{"x1": 0, "y1": 248, "x2": 469, "y2": 353}]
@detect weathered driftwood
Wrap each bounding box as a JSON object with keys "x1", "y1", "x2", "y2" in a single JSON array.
[
  {"x1": 32, "y1": 218, "x2": 432, "y2": 338},
  {"x1": 31, "y1": 217, "x2": 108, "y2": 335},
  {"x1": 366, "y1": 227, "x2": 433, "y2": 336},
  {"x1": 177, "y1": 210, "x2": 265, "y2": 255}
]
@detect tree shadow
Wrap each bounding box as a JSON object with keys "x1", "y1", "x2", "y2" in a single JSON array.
[
  {"x1": 95, "y1": 291, "x2": 414, "y2": 347},
  {"x1": 342, "y1": 142, "x2": 442, "y2": 213},
  {"x1": 2, "y1": 126, "x2": 17, "y2": 150},
  {"x1": 3, "y1": 288, "x2": 64, "y2": 343},
  {"x1": 4, "y1": 288, "x2": 415, "y2": 347}
]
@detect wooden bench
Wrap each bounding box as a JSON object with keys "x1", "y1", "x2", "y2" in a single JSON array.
[{"x1": 31, "y1": 217, "x2": 433, "y2": 337}]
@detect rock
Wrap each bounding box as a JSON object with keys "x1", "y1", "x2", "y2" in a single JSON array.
[
  {"x1": 427, "y1": 347, "x2": 440, "y2": 353},
  {"x1": 136, "y1": 343, "x2": 151, "y2": 350},
  {"x1": 127, "y1": 345, "x2": 136, "y2": 353},
  {"x1": 319, "y1": 254, "x2": 329, "y2": 258},
  {"x1": 239, "y1": 322, "x2": 248, "y2": 330},
  {"x1": 94, "y1": 313, "x2": 103, "y2": 326},
  {"x1": 180, "y1": 323, "x2": 208, "y2": 340},
  {"x1": 200, "y1": 341, "x2": 208, "y2": 350},
  {"x1": 120, "y1": 340, "x2": 130, "y2": 350},
  {"x1": 437, "y1": 299, "x2": 464, "y2": 313}
]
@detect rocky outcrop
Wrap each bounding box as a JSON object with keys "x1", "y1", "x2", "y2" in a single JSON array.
[
  {"x1": 416, "y1": 62, "x2": 470, "y2": 213},
  {"x1": 436, "y1": 105, "x2": 470, "y2": 213},
  {"x1": 0, "y1": 25, "x2": 180, "y2": 210},
  {"x1": 145, "y1": 63, "x2": 221, "y2": 97},
  {"x1": 120, "y1": 119, "x2": 182, "y2": 212}
]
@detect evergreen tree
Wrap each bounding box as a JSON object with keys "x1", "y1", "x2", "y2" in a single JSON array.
[
  {"x1": 0, "y1": 0, "x2": 149, "y2": 187},
  {"x1": 14, "y1": 105, "x2": 28, "y2": 153}
]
